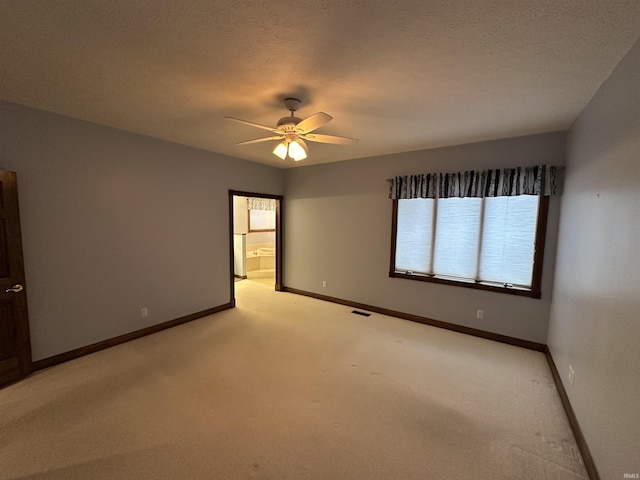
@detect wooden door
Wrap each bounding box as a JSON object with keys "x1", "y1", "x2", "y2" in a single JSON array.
[{"x1": 0, "y1": 171, "x2": 31, "y2": 387}]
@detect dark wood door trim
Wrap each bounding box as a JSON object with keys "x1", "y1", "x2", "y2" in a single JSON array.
[{"x1": 229, "y1": 191, "x2": 284, "y2": 304}]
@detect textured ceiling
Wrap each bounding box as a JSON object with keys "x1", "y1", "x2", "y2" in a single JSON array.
[{"x1": 2, "y1": 1, "x2": 640, "y2": 168}]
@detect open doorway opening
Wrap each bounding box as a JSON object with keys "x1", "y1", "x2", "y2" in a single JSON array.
[{"x1": 229, "y1": 191, "x2": 283, "y2": 305}]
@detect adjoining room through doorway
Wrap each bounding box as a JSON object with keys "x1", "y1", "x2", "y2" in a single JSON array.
[{"x1": 230, "y1": 191, "x2": 283, "y2": 301}]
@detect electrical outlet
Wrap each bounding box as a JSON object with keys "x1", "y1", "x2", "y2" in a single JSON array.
[
  {"x1": 476, "y1": 309, "x2": 484, "y2": 319},
  {"x1": 322, "y1": 281, "x2": 327, "y2": 288},
  {"x1": 140, "y1": 307, "x2": 148, "y2": 317}
]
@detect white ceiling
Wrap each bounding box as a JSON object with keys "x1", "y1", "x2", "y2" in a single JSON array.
[{"x1": 2, "y1": 1, "x2": 640, "y2": 168}]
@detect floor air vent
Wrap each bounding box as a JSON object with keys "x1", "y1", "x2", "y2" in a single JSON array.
[{"x1": 351, "y1": 310, "x2": 371, "y2": 317}]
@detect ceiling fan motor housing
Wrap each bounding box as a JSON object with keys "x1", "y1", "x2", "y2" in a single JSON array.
[{"x1": 277, "y1": 116, "x2": 302, "y2": 128}]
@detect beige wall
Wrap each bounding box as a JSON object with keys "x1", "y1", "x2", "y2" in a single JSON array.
[
  {"x1": 233, "y1": 195, "x2": 249, "y2": 234},
  {"x1": 284, "y1": 132, "x2": 566, "y2": 343},
  {"x1": 548, "y1": 37, "x2": 640, "y2": 478},
  {"x1": 0, "y1": 102, "x2": 283, "y2": 361}
]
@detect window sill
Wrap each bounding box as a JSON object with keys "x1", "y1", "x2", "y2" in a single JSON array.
[{"x1": 389, "y1": 271, "x2": 541, "y2": 299}]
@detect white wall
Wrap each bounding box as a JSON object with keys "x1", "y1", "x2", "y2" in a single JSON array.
[
  {"x1": 0, "y1": 102, "x2": 283, "y2": 360},
  {"x1": 548, "y1": 37, "x2": 640, "y2": 478},
  {"x1": 284, "y1": 132, "x2": 565, "y2": 343}
]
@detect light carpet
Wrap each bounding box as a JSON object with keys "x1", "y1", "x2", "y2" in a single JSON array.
[{"x1": 0, "y1": 280, "x2": 587, "y2": 479}]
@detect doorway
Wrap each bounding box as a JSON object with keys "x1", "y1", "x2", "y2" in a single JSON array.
[{"x1": 229, "y1": 191, "x2": 283, "y2": 306}]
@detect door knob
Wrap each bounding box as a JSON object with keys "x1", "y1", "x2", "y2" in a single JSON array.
[{"x1": 5, "y1": 284, "x2": 24, "y2": 293}]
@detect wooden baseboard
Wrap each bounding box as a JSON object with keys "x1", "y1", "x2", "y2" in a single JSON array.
[
  {"x1": 234, "y1": 274, "x2": 248, "y2": 279},
  {"x1": 282, "y1": 287, "x2": 545, "y2": 352},
  {"x1": 544, "y1": 347, "x2": 600, "y2": 480},
  {"x1": 31, "y1": 303, "x2": 233, "y2": 371}
]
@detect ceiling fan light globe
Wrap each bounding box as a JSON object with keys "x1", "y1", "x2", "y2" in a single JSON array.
[
  {"x1": 288, "y1": 140, "x2": 307, "y2": 161},
  {"x1": 273, "y1": 142, "x2": 288, "y2": 160}
]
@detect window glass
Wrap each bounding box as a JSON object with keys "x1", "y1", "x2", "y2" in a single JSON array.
[
  {"x1": 392, "y1": 195, "x2": 543, "y2": 294},
  {"x1": 395, "y1": 198, "x2": 434, "y2": 274},
  {"x1": 433, "y1": 198, "x2": 482, "y2": 279},
  {"x1": 249, "y1": 209, "x2": 276, "y2": 231},
  {"x1": 480, "y1": 195, "x2": 538, "y2": 286}
]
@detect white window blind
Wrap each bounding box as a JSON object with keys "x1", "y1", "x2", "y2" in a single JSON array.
[
  {"x1": 479, "y1": 195, "x2": 538, "y2": 286},
  {"x1": 395, "y1": 199, "x2": 434, "y2": 274},
  {"x1": 433, "y1": 197, "x2": 482, "y2": 279},
  {"x1": 394, "y1": 195, "x2": 540, "y2": 288}
]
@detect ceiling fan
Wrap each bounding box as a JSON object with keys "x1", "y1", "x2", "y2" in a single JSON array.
[{"x1": 225, "y1": 98, "x2": 358, "y2": 161}]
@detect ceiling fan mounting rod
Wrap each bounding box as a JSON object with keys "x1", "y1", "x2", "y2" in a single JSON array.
[{"x1": 283, "y1": 97, "x2": 301, "y2": 113}]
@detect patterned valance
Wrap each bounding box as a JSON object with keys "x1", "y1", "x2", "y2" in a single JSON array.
[
  {"x1": 389, "y1": 165, "x2": 557, "y2": 200},
  {"x1": 248, "y1": 197, "x2": 276, "y2": 211}
]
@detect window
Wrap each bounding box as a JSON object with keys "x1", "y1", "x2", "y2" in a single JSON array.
[
  {"x1": 248, "y1": 209, "x2": 275, "y2": 232},
  {"x1": 248, "y1": 198, "x2": 276, "y2": 232},
  {"x1": 391, "y1": 195, "x2": 548, "y2": 298}
]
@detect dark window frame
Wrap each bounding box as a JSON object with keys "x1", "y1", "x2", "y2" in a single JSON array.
[{"x1": 389, "y1": 195, "x2": 549, "y2": 299}]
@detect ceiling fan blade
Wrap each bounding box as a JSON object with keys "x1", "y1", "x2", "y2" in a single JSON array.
[
  {"x1": 225, "y1": 117, "x2": 278, "y2": 133},
  {"x1": 295, "y1": 112, "x2": 332, "y2": 134},
  {"x1": 303, "y1": 133, "x2": 359, "y2": 145},
  {"x1": 236, "y1": 136, "x2": 282, "y2": 146}
]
